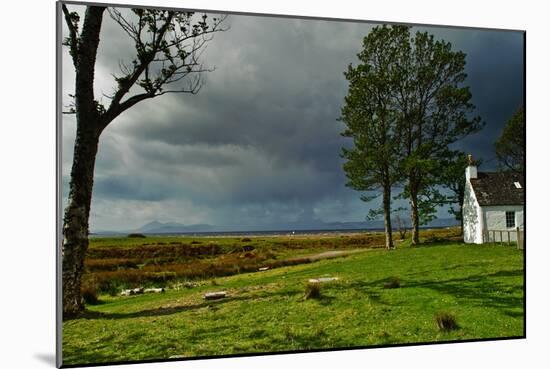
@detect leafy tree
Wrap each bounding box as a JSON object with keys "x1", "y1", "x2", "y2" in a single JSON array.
[
  {"x1": 393, "y1": 29, "x2": 483, "y2": 245},
  {"x1": 61, "y1": 4, "x2": 226, "y2": 316},
  {"x1": 341, "y1": 25, "x2": 482, "y2": 246},
  {"x1": 438, "y1": 151, "x2": 482, "y2": 235},
  {"x1": 495, "y1": 106, "x2": 525, "y2": 172},
  {"x1": 340, "y1": 26, "x2": 409, "y2": 250}
]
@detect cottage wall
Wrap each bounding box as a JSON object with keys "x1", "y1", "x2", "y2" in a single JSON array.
[
  {"x1": 482, "y1": 205, "x2": 524, "y2": 242},
  {"x1": 463, "y1": 180, "x2": 483, "y2": 244}
]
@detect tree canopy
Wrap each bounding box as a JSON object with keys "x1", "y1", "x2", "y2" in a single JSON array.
[
  {"x1": 495, "y1": 106, "x2": 525, "y2": 173},
  {"x1": 339, "y1": 26, "x2": 410, "y2": 250},
  {"x1": 340, "y1": 24, "x2": 482, "y2": 246}
]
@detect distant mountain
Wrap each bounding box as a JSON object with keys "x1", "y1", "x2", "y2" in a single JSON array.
[
  {"x1": 91, "y1": 217, "x2": 459, "y2": 235},
  {"x1": 136, "y1": 221, "x2": 214, "y2": 234},
  {"x1": 319, "y1": 218, "x2": 458, "y2": 230},
  {"x1": 425, "y1": 217, "x2": 460, "y2": 228},
  {"x1": 324, "y1": 220, "x2": 382, "y2": 230}
]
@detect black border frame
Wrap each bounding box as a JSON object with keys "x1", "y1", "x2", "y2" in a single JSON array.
[{"x1": 56, "y1": 1, "x2": 527, "y2": 367}]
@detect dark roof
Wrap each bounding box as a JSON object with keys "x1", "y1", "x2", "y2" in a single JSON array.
[{"x1": 470, "y1": 172, "x2": 525, "y2": 206}]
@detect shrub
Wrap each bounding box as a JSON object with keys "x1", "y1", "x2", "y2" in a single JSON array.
[
  {"x1": 435, "y1": 312, "x2": 459, "y2": 331},
  {"x1": 81, "y1": 284, "x2": 100, "y2": 305},
  {"x1": 304, "y1": 281, "x2": 321, "y2": 300},
  {"x1": 85, "y1": 258, "x2": 138, "y2": 271},
  {"x1": 383, "y1": 277, "x2": 401, "y2": 289},
  {"x1": 127, "y1": 233, "x2": 146, "y2": 238},
  {"x1": 241, "y1": 238, "x2": 252, "y2": 242}
]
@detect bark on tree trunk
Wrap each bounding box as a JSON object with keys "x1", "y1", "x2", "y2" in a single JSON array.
[
  {"x1": 410, "y1": 191, "x2": 420, "y2": 246},
  {"x1": 62, "y1": 124, "x2": 100, "y2": 317},
  {"x1": 382, "y1": 184, "x2": 394, "y2": 250},
  {"x1": 62, "y1": 5, "x2": 105, "y2": 318}
]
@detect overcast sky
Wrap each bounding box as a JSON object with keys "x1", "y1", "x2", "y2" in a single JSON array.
[{"x1": 61, "y1": 5, "x2": 524, "y2": 231}]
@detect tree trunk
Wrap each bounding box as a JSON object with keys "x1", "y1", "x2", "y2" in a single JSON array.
[
  {"x1": 382, "y1": 183, "x2": 394, "y2": 250},
  {"x1": 62, "y1": 124, "x2": 100, "y2": 317},
  {"x1": 62, "y1": 5, "x2": 105, "y2": 318},
  {"x1": 410, "y1": 189, "x2": 420, "y2": 246}
]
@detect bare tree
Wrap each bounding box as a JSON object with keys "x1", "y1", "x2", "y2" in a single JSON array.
[
  {"x1": 61, "y1": 4, "x2": 227, "y2": 316},
  {"x1": 393, "y1": 213, "x2": 408, "y2": 240}
]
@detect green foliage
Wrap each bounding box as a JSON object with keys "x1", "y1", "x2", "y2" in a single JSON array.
[
  {"x1": 340, "y1": 25, "x2": 483, "y2": 236},
  {"x1": 340, "y1": 25, "x2": 407, "y2": 193},
  {"x1": 438, "y1": 151, "x2": 482, "y2": 228},
  {"x1": 340, "y1": 26, "x2": 410, "y2": 244},
  {"x1": 393, "y1": 29, "x2": 482, "y2": 230},
  {"x1": 495, "y1": 107, "x2": 525, "y2": 172},
  {"x1": 395, "y1": 183, "x2": 447, "y2": 226}
]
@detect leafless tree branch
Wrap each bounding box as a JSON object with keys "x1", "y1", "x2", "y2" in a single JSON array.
[
  {"x1": 62, "y1": 4, "x2": 79, "y2": 68},
  {"x1": 97, "y1": 9, "x2": 227, "y2": 129}
]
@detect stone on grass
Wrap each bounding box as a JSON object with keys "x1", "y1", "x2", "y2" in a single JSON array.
[
  {"x1": 120, "y1": 287, "x2": 144, "y2": 296},
  {"x1": 144, "y1": 287, "x2": 165, "y2": 293},
  {"x1": 203, "y1": 291, "x2": 227, "y2": 300},
  {"x1": 308, "y1": 277, "x2": 339, "y2": 283}
]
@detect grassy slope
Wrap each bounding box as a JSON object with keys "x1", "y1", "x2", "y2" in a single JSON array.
[{"x1": 63, "y1": 242, "x2": 524, "y2": 365}]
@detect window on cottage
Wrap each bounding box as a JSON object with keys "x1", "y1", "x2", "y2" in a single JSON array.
[{"x1": 506, "y1": 211, "x2": 515, "y2": 228}]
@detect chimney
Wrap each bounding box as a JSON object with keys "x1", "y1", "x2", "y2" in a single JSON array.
[{"x1": 465, "y1": 154, "x2": 477, "y2": 180}]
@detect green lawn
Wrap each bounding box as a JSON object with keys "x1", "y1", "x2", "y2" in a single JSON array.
[{"x1": 63, "y1": 241, "x2": 524, "y2": 366}]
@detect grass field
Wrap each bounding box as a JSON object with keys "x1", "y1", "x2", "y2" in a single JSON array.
[
  {"x1": 63, "y1": 231, "x2": 524, "y2": 366},
  {"x1": 81, "y1": 230, "x2": 403, "y2": 295}
]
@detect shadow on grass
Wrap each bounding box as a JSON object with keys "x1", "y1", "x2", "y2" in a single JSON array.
[
  {"x1": 408, "y1": 239, "x2": 465, "y2": 248},
  {"x1": 348, "y1": 269, "x2": 524, "y2": 312},
  {"x1": 304, "y1": 294, "x2": 336, "y2": 306},
  {"x1": 75, "y1": 289, "x2": 303, "y2": 321}
]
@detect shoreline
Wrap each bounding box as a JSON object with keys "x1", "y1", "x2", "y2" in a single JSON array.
[{"x1": 90, "y1": 225, "x2": 460, "y2": 239}]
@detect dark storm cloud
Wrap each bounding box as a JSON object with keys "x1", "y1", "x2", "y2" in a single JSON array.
[
  {"x1": 61, "y1": 5, "x2": 524, "y2": 230},
  {"x1": 115, "y1": 14, "x2": 363, "y2": 174},
  {"x1": 421, "y1": 27, "x2": 524, "y2": 168},
  {"x1": 462, "y1": 31, "x2": 524, "y2": 169}
]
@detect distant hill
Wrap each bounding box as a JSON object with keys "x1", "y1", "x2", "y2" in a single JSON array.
[
  {"x1": 136, "y1": 221, "x2": 215, "y2": 234},
  {"x1": 91, "y1": 217, "x2": 459, "y2": 235}
]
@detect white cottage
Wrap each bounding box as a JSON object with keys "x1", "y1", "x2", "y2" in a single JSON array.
[{"x1": 462, "y1": 158, "x2": 524, "y2": 244}]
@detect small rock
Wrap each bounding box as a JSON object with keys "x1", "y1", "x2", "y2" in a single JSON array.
[
  {"x1": 308, "y1": 277, "x2": 339, "y2": 283},
  {"x1": 204, "y1": 291, "x2": 227, "y2": 300},
  {"x1": 258, "y1": 267, "x2": 270, "y2": 271},
  {"x1": 120, "y1": 287, "x2": 144, "y2": 296},
  {"x1": 144, "y1": 288, "x2": 165, "y2": 293}
]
